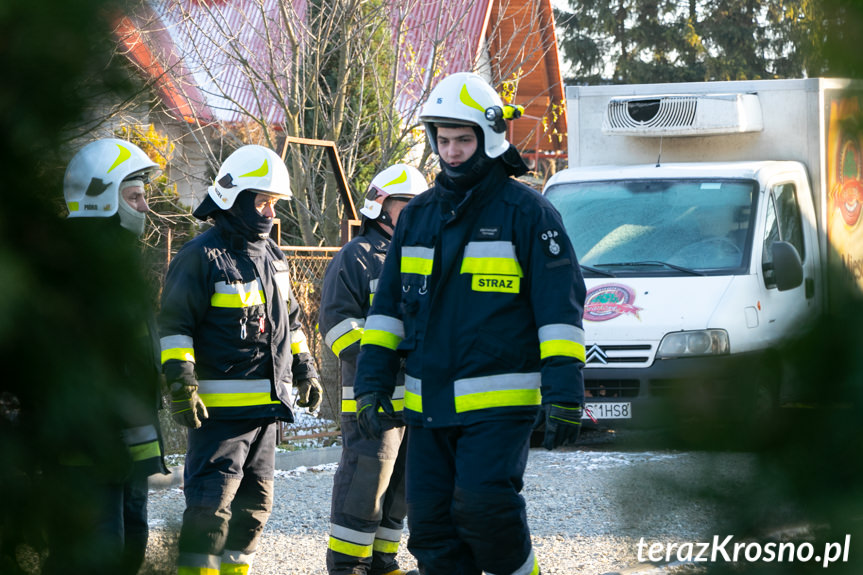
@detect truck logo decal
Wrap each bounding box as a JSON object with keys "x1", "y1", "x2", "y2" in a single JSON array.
[{"x1": 584, "y1": 283, "x2": 642, "y2": 322}]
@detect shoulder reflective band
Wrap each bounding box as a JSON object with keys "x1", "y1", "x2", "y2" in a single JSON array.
[
  {"x1": 460, "y1": 241, "x2": 523, "y2": 276},
  {"x1": 401, "y1": 246, "x2": 435, "y2": 275},
  {"x1": 197, "y1": 379, "x2": 280, "y2": 408},
  {"x1": 122, "y1": 424, "x2": 162, "y2": 462},
  {"x1": 341, "y1": 385, "x2": 405, "y2": 413},
  {"x1": 291, "y1": 328, "x2": 311, "y2": 355},
  {"x1": 361, "y1": 314, "x2": 404, "y2": 350},
  {"x1": 160, "y1": 334, "x2": 195, "y2": 364},
  {"x1": 325, "y1": 317, "x2": 365, "y2": 357},
  {"x1": 538, "y1": 324, "x2": 586, "y2": 362},
  {"x1": 453, "y1": 372, "x2": 541, "y2": 413},
  {"x1": 274, "y1": 270, "x2": 293, "y2": 302},
  {"x1": 404, "y1": 374, "x2": 422, "y2": 413},
  {"x1": 211, "y1": 279, "x2": 265, "y2": 308},
  {"x1": 329, "y1": 524, "x2": 375, "y2": 559}
]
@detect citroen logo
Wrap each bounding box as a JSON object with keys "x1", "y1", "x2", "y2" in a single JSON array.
[{"x1": 585, "y1": 344, "x2": 608, "y2": 365}]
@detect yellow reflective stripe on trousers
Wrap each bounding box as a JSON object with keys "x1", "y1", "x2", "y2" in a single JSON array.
[
  {"x1": 325, "y1": 317, "x2": 365, "y2": 357},
  {"x1": 221, "y1": 549, "x2": 254, "y2": 574},
  {"x1": 160, "y1": 334, "x2": 195, "y2": 364},
  {"x1": 460, "y1": 241, "x2": 523, "y2": 276},
  {"x1": 538, "y1": 323, "x2": 586, "y2": 362},
  {"x1": 341, "y1": 386, "x2": 406, "y2": 413},
  {"x1": 197, "y1": 379, "x2": 280, "y2": 408},
  {"x1": 453, "y1": 373, "x2": 541, "y2": 413},
  {"x1": 373, "y1": 525, "x2": 402, "y2": 553},
  {"x1": 361, "y1": 314, "x2": 404, "y2": 350},
  {"x1": 291, "y1": 328, "x2": 311, "y2": 355},
  {"x1": 486, "y1": 548, "x2": 539, "y2": 575},
  {"x1": 210, "y1": 279, "x2": 265, "y2": 308},
  {"x1": 329, "y1": 524, "x2": 374, "y2": 558},
  {"x1": 404, "y1": 374, "x2": 422, "y2": 412},
  {"x1": 401, "y1": 246, "x2": 434, "y2": 275}
]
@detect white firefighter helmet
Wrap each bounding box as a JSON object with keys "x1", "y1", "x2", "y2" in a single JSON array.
[
  {"x1": 208, "y1": 145, "x2": 292, "y2": 210},
  {"x1": 419, "y1": 72, "x2": 523, "y2": 159},
  {"x1": 64, "y1": 138, "x2": 160, "y2": 219},
  {"x1": 359, "y1": 164, "x2": 427, "y2": 220}
]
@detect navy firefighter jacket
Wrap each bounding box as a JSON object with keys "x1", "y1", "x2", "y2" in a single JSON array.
[
  {"x1": 318, "y1": 225, "x2": 406, "y2": 416},
  {"x1": 354, "y1": 163, "x2": 586, "y2": 428},
  {"x1": 159, "y1": 224, "x2": 318, "y2": 421}
]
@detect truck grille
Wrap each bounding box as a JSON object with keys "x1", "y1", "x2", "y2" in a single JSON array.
[
  {"x1": 584, "y1": 343, "x2": 653, "y2": 367},
  {"x1": 585, "y1": 379, "x2": 640, "y2": 398}
]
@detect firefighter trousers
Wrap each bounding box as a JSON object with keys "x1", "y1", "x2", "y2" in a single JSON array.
[
  {"x1": 177, "y1": 417, "x2": 277, "y2": 575},
  {"x1": 405, "y1": 419, "x2": 540, "y2": 575},
  {"x1": 327, "y1": 416, "x2": 408, "y2": 575}
]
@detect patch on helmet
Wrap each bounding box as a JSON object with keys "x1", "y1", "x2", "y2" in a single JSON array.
[{"x1": 539, "y1": 229, "x2": 563, "y2": 257}]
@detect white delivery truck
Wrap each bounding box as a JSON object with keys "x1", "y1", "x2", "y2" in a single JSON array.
[{"x1": 543, "y1": 78, "x2": 863, "y2": 428}]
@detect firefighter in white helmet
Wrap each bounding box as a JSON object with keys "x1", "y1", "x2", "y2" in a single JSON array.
[
  {"x1": 158, "y1": 144, "x2": 321, "y2": 575},
  {"x1": 353, "y1": 72, "x2": 587, "y2": 575},
  {"x1": 319, "y1": 164, "x2": 427, "y2": 575},
  {"x1": 43, "y1": 138, "x2": 167, "y2": 575}
]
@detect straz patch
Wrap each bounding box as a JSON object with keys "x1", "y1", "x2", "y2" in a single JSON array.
[
  {"x1": 471, "y1": 274, "x2": 520, "y2": 293},
  {"x1": 540, "y1": 229, "x2": 563, "y2": 257},
  {"x1": 584, "y1": 283, "x2": 642, "y2": 322}
]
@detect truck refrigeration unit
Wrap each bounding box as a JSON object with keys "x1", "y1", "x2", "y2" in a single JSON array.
[{"x1": 543, "y1": 78, "x2": 863, "y2": 428}]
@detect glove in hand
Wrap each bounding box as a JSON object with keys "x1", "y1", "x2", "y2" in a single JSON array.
[
  {"x1": 540, "y1": 403, "x2": 582, "y2": 450},
  {"x1": 294, "y1": 377, "x2": 323, "y2": 412},
  {"x1": 356, "y1": 392, "x2": 395, "y2": 441},
  {"x1": 170, "y1": 382, "x2": 209, "y2": 429}
]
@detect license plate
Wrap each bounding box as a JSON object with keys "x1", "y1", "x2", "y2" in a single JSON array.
[{"x1": 583, "y1": 402, "x2": 632, "y2": 420}]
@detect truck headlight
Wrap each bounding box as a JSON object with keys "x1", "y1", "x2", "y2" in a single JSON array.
[{"x1": 656, "y1": 329, "x2": 729, "y2": 358}]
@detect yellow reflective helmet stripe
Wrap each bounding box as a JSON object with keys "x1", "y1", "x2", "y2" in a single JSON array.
[
  {"x1": 108, "y1": 143, "x2": 131, "y2": 173},
  {"x1": 240, "y1": 158, "x2": 269, "y2": 178},
  {"x1": 459, "y1": 83, "x2": 485, "y2": 112},
  {"x1": 382, "y1": 169, "x2": 407, "y2": 188}
]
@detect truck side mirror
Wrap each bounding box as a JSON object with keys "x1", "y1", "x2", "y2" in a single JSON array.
[{"x1": 771, "y1": 241, "x2": 804, "y2": 291}]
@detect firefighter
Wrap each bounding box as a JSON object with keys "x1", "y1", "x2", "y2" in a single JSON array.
[
  {"x1": 353, "y1": 72, "x2": 587, "y2": 575},
  {"x1": 159, "y1": 144, "x2": 321, "y2": 575},
  {"x1": 319, "y1": 164, "x2": 427, "y2": 575},
  {"x1": 47, "y1": 138, "x2": 168, "y2": 575}
]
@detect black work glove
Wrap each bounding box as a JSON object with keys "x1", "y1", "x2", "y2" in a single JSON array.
[
  {"x1": 170, "y1": 382, "x2": 209, "y2": 429},
  {"x1": 356, "y1": 392, "x2": 395, "y2": 441},
  {"x1": 294, "y1": 377, "x2": 323, "y2": 412},
  {"x1": 539, "y1": 403, "x2": 582, "y2": 450}
]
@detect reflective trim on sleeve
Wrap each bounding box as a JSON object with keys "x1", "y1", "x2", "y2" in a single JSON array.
[
  {"x1": 401, "y1": 246, "x2": 435, "y2": 275},
  {"x1": 291, "y1": 329, "x2": 311, "y2": 355},
  {"x1": 538, "y1": 323, "x2": 586, "y2": 362},
  {"x1": 211, "y1": 280, "x2": 265, "y2": 308},
  {"x1": 361, "y1": 314, "x2": 404, "y2": 350},
  {"x1": 197, "y1": 379, "x2": 280, "y2": 408},
  {"x1": 404, "y1": 374, "x2": 422, "y2": 413},
  {"x1": 453, "y1": 372, "x2": 541, "y2": 413},
  {"x1": 341, "y1": 385, "x2": 405, "y2": 413},
  {"x1": 324, "y1": 317, "x2": 365, "y2": 357},
  {"x1": 123, "y1": 424, "x2": 161, "y2": 462},
  {"x1": 329, "y1": 524, "x2": 374, "y2": 558},
  {"x1": 160, "y1": 334, "x2": 195, "y2": 364},
  {"x1": 460, "y1": 241, "x2": 523, "y2": 276}
]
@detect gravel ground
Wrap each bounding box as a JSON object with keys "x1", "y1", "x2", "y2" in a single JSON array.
[{"x1": 141, "y1": 430, "x2": 761, "y2": 575}]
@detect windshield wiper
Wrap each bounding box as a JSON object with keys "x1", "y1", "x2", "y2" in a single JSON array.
[
  {"x1": 580, "y1": 264, "x2": 617, "y2": 277},
  {"x1": 596, "y1": 260, "x2": 705, "y2": 276}
]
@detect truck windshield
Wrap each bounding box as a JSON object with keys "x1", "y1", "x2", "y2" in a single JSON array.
[{"x1": 545, "y1": 179, "x2": 757, "y2": 275}]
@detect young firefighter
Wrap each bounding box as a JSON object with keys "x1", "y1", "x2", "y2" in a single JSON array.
[
  {"x1": 353, "y1": 72, "x2": 587, "y2": 575},
  {"x1": 50, "y1": 138, "x2": 168, "y2": 575},
  {"x1": 158, "y1": 145, "x2": 322, "y2": 575},
  {"x1": 319, "y1": 164, "x2": 427, "y2": 575}
]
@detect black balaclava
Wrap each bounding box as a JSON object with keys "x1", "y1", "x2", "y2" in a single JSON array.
[
  {"x1": 229, "y1": 191, "x2": 275, "y2": 241},
  {"x1": 438, "y1": 125, "x2": 530, "y2": 191}
]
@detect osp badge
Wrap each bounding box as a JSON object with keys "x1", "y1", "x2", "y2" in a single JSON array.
[{"x1": 540, "y1": 229, "x2": 562, "y2": 257}]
